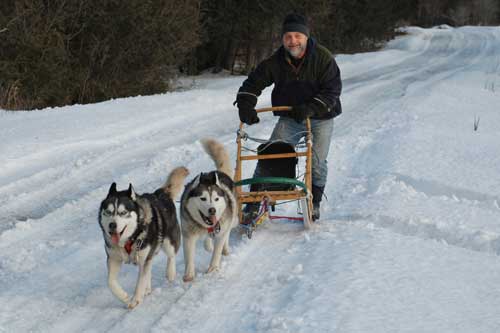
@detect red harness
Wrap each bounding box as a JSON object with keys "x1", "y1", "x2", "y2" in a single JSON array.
[
  {"x1": 207, "y1": 222, "x2": 221, "y2": 236},
  {"x1": 124, "y1": 240, "x2": 134, "y2": 255}
]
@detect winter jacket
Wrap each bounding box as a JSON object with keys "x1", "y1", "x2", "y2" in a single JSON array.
[{"x1": 237, "y1": 38, "x2": 342, "y2": 120}]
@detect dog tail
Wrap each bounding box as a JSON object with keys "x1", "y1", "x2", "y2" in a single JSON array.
[
  {"x1": 162, "y1": 166, "x2": 189, "y2": 199},
  {"x1": 200, "y1": 138, "x2": 233, "y2": 179}
]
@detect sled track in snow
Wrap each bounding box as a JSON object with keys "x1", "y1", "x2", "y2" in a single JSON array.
[
  {"x1": 328, "y1": 27, "x2": 500, "y2": 258},
  {"x1": 0, "y1": 113, "x2": 238, "y2": 235},
  {"x1": 333, "y1": 212, "x2": 500, "y2": 257}
]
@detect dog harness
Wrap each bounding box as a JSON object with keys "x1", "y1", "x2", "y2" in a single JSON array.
[
  {"x1": 127, "y1": 203, "x2": 165, "y2": 264},
  {"x1": 207, "y1": 222, "x2": 221, "y2": 237},
  {"x1": 124, "y1": 226, "x2": 145, "y2": 255}
]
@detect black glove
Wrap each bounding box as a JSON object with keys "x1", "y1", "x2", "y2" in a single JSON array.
[
  {"x1": 292, "y1": 98, "x2": 333, "y2": 123},
  {"x1": 235, "y1": 93, "x2": 259, "y2": 125},
  {"x1": 291, "y1": 103, "x2": 314, "y2": 123}
]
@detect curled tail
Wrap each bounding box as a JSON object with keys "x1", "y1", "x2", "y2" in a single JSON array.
[
  {"x1": 200, "y1": 138, "x2": 233, "y2": 179},
  {"x1": 162, "y1": 166, "x2": 189, "y2": 199}
]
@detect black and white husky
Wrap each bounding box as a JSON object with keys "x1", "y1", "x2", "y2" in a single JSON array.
[
  {"x1": 98, "y1": 166, "x2": 189, "y2": 309},
  {"x1": 180, "y1": 139, "x2": 238, "y2": 282}
]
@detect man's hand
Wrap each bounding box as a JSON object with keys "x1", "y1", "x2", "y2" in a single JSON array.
[
  {"x1": 292, "y1": 98, "x2": 333, "y2": 123},
  {"x1": 236, "y1": 94, "x2": 259, "y2": 125},
  {"x1": 238, "y1": 107, "x2": 259, "y2": 125},
  {"x1": 291, "y1": 104, "x2": 313, "y2": 123}
]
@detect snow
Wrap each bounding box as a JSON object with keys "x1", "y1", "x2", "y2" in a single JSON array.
[{"x1": 1, "y1": 26, "x2": 500, "y2": 332}]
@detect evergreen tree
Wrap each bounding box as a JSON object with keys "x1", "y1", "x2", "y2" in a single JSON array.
[{"x1": 0, "y1": 0, "x2": 200, "y2": 110}]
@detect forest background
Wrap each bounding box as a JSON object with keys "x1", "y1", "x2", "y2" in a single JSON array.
[{"x1": 1, "y1": 0, "x2": 499, "y2": 110}]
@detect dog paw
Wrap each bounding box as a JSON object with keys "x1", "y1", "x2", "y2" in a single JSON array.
[
  {"x1": 127, "y1": 297, "x2": 143, "y2": 310},
  {"x1": 206, "y1": 265, "x2": 219, "y2": 274},
  {"x1": 222, "y1": 248, "x2": 230, "y2": 256},
  {"x1": 145, "y1": 287, "x2": 152, "y2": 296},
  {"x1": 183, "y1": 274, "x2": 194, "y2": 282}
]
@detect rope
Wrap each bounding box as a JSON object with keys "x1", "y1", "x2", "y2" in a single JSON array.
[
  {"x1": 237, "y1": 129, "x2": 309, "y2": 149},
  {"x1": 272, "y1": 198, "x2": 301, "y2": 206},
  {"x1": 244, "y1": 197, "x2": 305, "y2": 228},
  {"x1": 237, "y1": 129, "x2": 268, "y2": 144}
]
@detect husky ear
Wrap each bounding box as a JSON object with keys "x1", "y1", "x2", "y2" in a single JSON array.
[
  {"x1": 107, "y1": 183, "x2": 117, "y2": 196},
  {"x1": 192, "y1": 174, "x2": 201, "y2": 189},
  {"x1": 215, "y1": 172, "x2": 221, "y2": 187},
  {"x1": 128, "y1": 183, "x2": 137, "y2": 201}
]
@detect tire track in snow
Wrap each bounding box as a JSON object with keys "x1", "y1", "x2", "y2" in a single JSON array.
[
  {"x1": 0, "y1": 109, "x2": 238, "y2": 234},
  {"x1": 333, "y1": 211, "x2": 500, "y2": 257}
]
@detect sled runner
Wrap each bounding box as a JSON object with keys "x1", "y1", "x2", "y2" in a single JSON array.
[{"x1": 234, "y1": 106, "x2": 313, "y2": 238}]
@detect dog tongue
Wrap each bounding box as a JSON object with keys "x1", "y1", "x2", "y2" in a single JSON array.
[
  {"x1": 111, "y1": 233, "x2": 120, "y2": 245},
  {"x1": 210, "y1": 215, "x2": 217, "y2": 225}
]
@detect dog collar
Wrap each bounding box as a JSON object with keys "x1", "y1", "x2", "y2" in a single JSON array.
[
  {"x1": 123, "y1": 225, "x2": 146, "y2": 255},
  {"x1": 124, "y1": 239, "x2": 134, "y2": 254},
  {"x1": 207, "y1": 222, "x2": 221, "y2": 236}
]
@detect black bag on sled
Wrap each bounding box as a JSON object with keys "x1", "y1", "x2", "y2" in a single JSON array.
[{"x1": 250, "y1": 141, "x2": 298, "y2": 192}]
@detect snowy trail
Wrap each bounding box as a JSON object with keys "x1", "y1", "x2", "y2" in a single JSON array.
[
  {"x1": 1, "y1": 26, "x2": 500, "y2": 332},
  {"x1": 0, "y1": 94, "x2": 238, "y2": 229}
]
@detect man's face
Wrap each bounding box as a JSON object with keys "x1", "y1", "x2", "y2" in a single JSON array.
[{"x1": 282, "y1": 32, "x2": 308, "y2": 59}]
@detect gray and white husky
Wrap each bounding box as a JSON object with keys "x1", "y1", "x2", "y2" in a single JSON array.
[
  {"x1": 98, "y1": 166, "x2": 189, "y2": 309},
  {"x1": 180, "y1": 139, "x2": 238, "y2": 282}
]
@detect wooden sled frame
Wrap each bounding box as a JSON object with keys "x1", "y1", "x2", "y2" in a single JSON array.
[{"x1": 234, "y1": 106, "x2": 313, "y2": 230}]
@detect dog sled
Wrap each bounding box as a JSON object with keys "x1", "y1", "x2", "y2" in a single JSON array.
[{"x1": 234, "y1": 106, "x2": 313, "y2": 238}]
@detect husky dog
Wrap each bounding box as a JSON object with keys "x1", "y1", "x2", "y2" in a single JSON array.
[
  {"x1": 180, "y1": 139, "x2": 238, "y2": 282},
  {"x1": 98, "y1": 166, "x2": 189, "y2": 309}
]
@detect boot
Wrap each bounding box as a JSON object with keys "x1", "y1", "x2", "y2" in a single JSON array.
[
  {"x1": 242, "y1": 183, "x2": 263, "y2": 225},
  {"x1": 313, "y1": 202, "x2": 321, "y2": 221},
  {"x1": 242, "y1": 203, "x2": 260, "y2": 225},
  {"x1": 311, "y1": 185, "x2": 324, "y2": 221}
]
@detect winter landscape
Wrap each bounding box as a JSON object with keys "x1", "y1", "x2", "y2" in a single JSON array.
[{"x1": 1, "y1": 26, "x2": 500, "y2": 332}]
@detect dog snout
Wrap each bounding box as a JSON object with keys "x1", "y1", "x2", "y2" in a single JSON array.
[
  {"x1": 208, "y1": 207, "x2": 216, "y2": 216},
  {"x1": 109, "y1": 222, "x2": 117, "y2": 231}
]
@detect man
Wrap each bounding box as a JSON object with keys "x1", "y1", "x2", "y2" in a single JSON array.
[{"x1": 235, "y1": 13, "x2": 342, "y2": 221}]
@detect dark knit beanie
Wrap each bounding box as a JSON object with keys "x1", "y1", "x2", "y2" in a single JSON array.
[{"x1": 282, "y1": 13, "x2": 310, "y2": 37}]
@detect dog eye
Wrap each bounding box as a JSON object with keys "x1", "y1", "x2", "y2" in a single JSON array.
[
  {"x1": 118, "y1": 211, "x2": 128, "y2": 216},
  {"x1": 200, "y1": 197, "x2": 207, "y2": 201},
  {"x1": 103, "y1": 210, "x2": 112, "y2": 216},
  {"x1": 214, "y1": 197, "x2": 219, "y2": 201}
]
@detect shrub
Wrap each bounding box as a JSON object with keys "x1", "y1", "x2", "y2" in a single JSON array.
[{"x1": 0, "y1": 0, "x2": 200, "y2": 110}]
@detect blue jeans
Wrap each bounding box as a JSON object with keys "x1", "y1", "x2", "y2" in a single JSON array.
[{"x1": 253, "y1": 116, "x2": 334, "y2": 187}]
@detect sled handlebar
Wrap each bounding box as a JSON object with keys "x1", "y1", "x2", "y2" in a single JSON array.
[
  {"x1": 238, "y1": 106, "x2": 310, "y2": 129},
  {"x1": 255, "y1": 106, "x2": 292, "y2": 113},
  {"x1": 238, "y1": 106, "x2": 294, "y2": 129}
]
